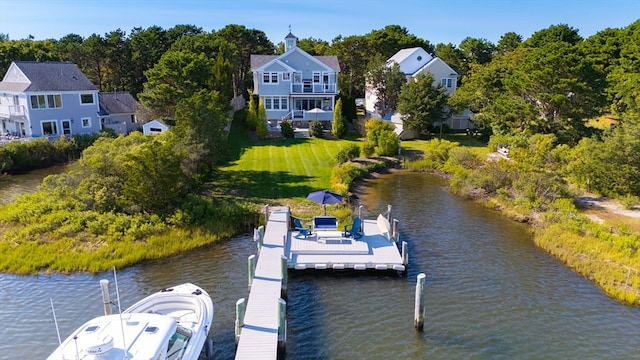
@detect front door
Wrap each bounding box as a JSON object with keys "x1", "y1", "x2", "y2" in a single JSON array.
[{"x1": 61, "y1": 119, "x2": 71, "y2": 135}]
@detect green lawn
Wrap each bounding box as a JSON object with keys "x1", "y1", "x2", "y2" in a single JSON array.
[{"x1": 218, "y1": 136, "x2": 360, "y2": 201}]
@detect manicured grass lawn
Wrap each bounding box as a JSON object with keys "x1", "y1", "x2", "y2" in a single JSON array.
[
  {"x1": 401, "y1": 132, "x2": 490, "y2": 158},
  {"x1": 218, "y1": 136, "x2": 360, "y2": 201}
]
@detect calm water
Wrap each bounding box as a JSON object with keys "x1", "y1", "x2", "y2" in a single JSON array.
[
  {"x1": 0, "y1": 165, "x2": 68, "y2": 205},
  {"x1": 1, "y1": 171, "x2": 640, "y2": 359}
]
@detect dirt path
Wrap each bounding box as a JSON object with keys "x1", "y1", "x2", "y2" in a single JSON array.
[{"x1": 576, "y1": 195, "x2": 640, "y2": 223}]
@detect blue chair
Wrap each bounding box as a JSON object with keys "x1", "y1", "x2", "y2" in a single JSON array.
[
  {"x1": 343, "y1": 217, "x2": 363, "y2": 239},
  {"x1": 293, "y1": 218, "x2": 311, "y2": 238}
]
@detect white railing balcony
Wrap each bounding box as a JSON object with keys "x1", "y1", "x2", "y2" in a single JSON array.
[
  {"x1": 0, "y1": 105, "x2": 26, "y2": 119},
  {"x1": 291, "y1": 83, "x2": 337, "y2": 94}
]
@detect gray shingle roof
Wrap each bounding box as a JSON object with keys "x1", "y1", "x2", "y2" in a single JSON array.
[
  {"x1": 250, "y1": 53, "x2": 340, "y2": 72},
  {"x1": 0, "y1": 61, "x2": 97, "y2": 92},
  {"x1": 98, "y1": 91, "x2": 138, "y2": 115}
]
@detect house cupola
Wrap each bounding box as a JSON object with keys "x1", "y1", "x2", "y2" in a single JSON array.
[{"x1": 285, "y1": 31, "x2": 298, "y2": 52}]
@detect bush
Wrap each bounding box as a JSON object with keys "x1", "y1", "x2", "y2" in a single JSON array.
[
  {"x1": 362, "y1": 141, "x2": 375, "y2": 157},
  {"x1": 309, "y1": 120, "x2": 323, "y2": 138},
  {"x1": 335, "y1": 143, "x2": 361, "y2": 164},
  {"x1": 377, "y1": 130, "x2": 399, "y2": 156},
  {"x1": 280, "y1": 119, "x2": 294, "y2": 138}
]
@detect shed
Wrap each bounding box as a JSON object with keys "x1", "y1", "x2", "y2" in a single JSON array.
[{"x1": 142, "y1": 119, "x2": 168, "y2": 135}]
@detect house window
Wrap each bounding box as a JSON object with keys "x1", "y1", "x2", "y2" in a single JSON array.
[
  {"x1": 313, "y1": 72, "x2": 321, "y2": 83},
  {"x1": 81, "y1": 117, "x2": 91, "y2": 128},
  {"x1": 262, "y1": 72, "x2": 279, "y2": 84},
  {"x1": 441, "y1": 78, "x2": 453, "y2": 88},
  {"x1": 281, "y1": 98, "x2": 288, "y2": 110},
  {"x1": 273, "y1": 98, "x2": 280, "y2": 110},
  {"x1": 80, "y1": 93, "x2": 95, "y2": 105},
  {"x1": 293, "y1": 72, "x2": 302, "y2": 83},
  {"x1": 47, "y1": 94, "x2": 62, "y2": 108},
  {"x1": 264, "y1": 98, "x2": 272, "y2": 110},
  {"x1": 41, "y1": 120, "x2": 58, "y2": 135},
  {"x1": 30, "y1": 95, "x2": 46, "y2": 109},
  {"x1": 282, "y1": 72, "x2": 290, "y2": 81},
  {"x1": 131, "y1": 114, "x2": 137, "y2": 123}
]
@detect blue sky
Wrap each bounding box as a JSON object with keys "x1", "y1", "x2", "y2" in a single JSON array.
[{"x1": 0, "y1": 0, "x2": 638, "y2": 46}]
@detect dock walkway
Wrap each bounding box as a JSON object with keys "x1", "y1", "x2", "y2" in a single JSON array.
[
  {"x1": 235, "y1": 208, "x2": 288, "y2": 360},
  {"x1": 235, "y1": 206, "x2": 407, "y2": 359}
]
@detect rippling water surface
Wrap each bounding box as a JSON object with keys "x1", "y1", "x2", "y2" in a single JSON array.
[{"x1": 2, "y1": 171, "x2": 640, "y2": 359}]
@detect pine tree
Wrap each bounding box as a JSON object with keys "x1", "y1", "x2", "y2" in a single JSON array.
[{"x1": 332, "y1": 98, "x2": 346, "y2": 138}]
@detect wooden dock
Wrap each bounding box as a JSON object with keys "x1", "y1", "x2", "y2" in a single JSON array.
[
  {"x1": 235, "y1": 206, "x2": 407, "y2": 359},
  {"x1": 235, "y1": 208, "x2": 288, "y2": 360}
]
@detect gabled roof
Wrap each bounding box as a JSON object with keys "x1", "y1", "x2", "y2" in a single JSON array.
[
  {"x1": 416, "y1": 57, "x2": 459, "y2": 78},
  {"x1": 98, "y1": 91, "x2": 138, "y2": 116},
  {"x1": 0, "y1": 61, "x2": 97, "y2": 92},
  {"x1": 250, "y1": 47, "x2": 340, "y2": 72}
]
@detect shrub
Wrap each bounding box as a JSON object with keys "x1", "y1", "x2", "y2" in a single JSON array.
[
  {"x1": 362, "y1": 141, "x2": 376, "y2": 157},
  {"x1": 377, "y1": 130, "x2": 399, "y2": 156},
  {"x1": 309, "y1": 120, "x2": 323, "y2": 138},
  {"x1": 335, "y1": 143, "x2": 361, "y2": 164},
  {"x1": 280, "y1": 119, "x2": 294, "y2": 138},
  {"x1": 621, "y1": 194, "x2": 639, "y2": 210}
]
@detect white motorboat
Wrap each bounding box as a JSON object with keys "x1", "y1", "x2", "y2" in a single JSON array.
[{"x1": 48, "y1": 283, "x2": 214, "y2": 360}]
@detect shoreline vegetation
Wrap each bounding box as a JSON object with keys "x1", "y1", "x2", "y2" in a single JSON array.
[{"x1": 1, "y1": 129, "x2": 639, "y2": 308}]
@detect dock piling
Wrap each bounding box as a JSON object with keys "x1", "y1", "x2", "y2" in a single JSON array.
[
  {"x1": 402, "y1": 241, "x2": 408, "y2": 266},
  {"x1": 248, "y1": 255, "x2": 256, "y2": 290},
  {"x1": 392, "y1": 219, "x2": 399, "y2": 242},
  {"x1": 414, "y1": 273, "x2": 426, "y2": 331},
  {"x1": 235, "y1": 298, "x2": 246, "y2": 344},
  {"x1": 387, "y1": 204, "x2": 392, "y2": 222},
  {"x1": 99, "y1": 279, "x2": 112, "y2": 316},
  {"x1": 278, "y1": 298, "x2": 287, "y2": 356},
  {"x1": 281, "y1": 255, "x2": 288, "y2": 300}
]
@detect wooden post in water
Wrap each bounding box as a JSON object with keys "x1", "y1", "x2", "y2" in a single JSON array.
[
  {"x1": 248, "y1": 255, "x2": 256, "y2": 290},
  {"x1": 281, "y1": 255, "x2": 288, "y2": 300},
  {"x1": 392, "y1": 219, "x2": 399, "y2": 242},
  {"x1": 100, "y1": 279, "x2": 112, "y2": 315},
  {"x1": 402, "y1": 241, "x2": 408, "y2": 266},
  {"x1": 255, "y1": 225, "x2": 264, "y2": 250},
  {"x1": 387, "y1": 204, "x2": 392, "y2": 222},
  {"x1": 278, "y1": 298, "x2": 287, "y2": 356},
  {"x1": 414, "y1": 273, "x2": 426, "y2": 331},
  {"x1": 235, "y1": 298, "x2": 246, "y2": 344},
  {"x1": 358, "y1": 205, "x2": 363, "y2": 219}
]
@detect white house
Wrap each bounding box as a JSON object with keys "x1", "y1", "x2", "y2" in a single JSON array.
[
  {"x1": 250, "y1": 32, "x2": 340, "y2": 127},
  {"x1": 365, "y1": 47, "x2": 473, "y2": 138},
  {"x1": 0, "y1": 61, "x2": 101, "y2": 138},
  {"x1": 142, "y1": 119, "x2": 168, "y2": 135}
]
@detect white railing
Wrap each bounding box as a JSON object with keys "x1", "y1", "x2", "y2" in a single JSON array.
[
  {"x1": 291, "y1": 83, "x2": 337, "y2": 94},
  {"x1": 0, "y1": 105, "x2": 26, "y2": 118}
]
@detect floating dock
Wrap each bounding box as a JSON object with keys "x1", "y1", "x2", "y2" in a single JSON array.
[{"x1": 235, "y1": 206, "x2": 407, "y2": 359}]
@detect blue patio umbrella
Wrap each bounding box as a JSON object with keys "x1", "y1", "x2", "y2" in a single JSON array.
[{"x1": 307, "y1": 190, "x2": 343, "y2": 215}]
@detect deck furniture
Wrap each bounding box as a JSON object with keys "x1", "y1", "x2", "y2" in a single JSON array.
[
  {"x1": 293, "y1": 217, "x2": 311, "y2": 238},
  {"x1": 343, "y1": 217, "x2": 363, "y2": 239},
  {"x1": 313, "y1": 216, "x2": 338, "y2": 231}
]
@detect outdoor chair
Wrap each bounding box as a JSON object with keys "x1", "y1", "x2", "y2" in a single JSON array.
[
  {"x1": 293, "y1": 217, "x2": 311, "y2": 238},
  {"x1": 343, "y1": 217, "x2": 363, "y2": 239}
]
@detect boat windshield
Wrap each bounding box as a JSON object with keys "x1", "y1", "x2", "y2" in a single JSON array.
[{"x1": 166, "y1": 325, "x2": 192, "y2": 360}]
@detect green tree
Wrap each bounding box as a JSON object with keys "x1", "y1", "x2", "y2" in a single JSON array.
[
  {"x1": 365, "y1": 56, "x2": 406, "y2": 116},
  {"x1": 496, "y1": 32, "x2": 523, "y2": 55},
  {"x1": 524, "y1": 24, "x2": 583, "y2": 47},
  {"x1": 459, "y1": 37, "x2": 496, "y2": 66},
  {"x1": 246, "y1": 93, "x2": 258, "y2": 129},
  {"x1": 140, "y1": 51, "x2": 213, "y2": 117},
  {"x1": 174, "y1": 89, "x2": 229, "y2": 172},
  {"x1": 435, "y1": 43, "x2": 466, "y2": 80},
  {"x1": 332, "y1": 98, "x2": 347, "y2": 138},
  {"x1": 397, "y1": 72, "x2": 449, "y2": 133},
  {"x1": 256, "y1": 98, "x2": 268, "y2": 138},
  {"x1": 82, "y1": 33, "x2": 108, "y2": 91}
]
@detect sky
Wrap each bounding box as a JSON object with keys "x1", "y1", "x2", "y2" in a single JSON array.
[{"x1": 0, "y1": 0, "x2": 638, "y2": 46}]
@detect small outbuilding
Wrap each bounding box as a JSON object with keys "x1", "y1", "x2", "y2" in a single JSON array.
[{"x1": 142, "y1": 119, "x2": 168, "y2": 135}]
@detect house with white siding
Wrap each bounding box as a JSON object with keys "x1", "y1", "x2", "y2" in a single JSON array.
[
  {"x1": 365, "y1": 47, "x2": 473, "y2": 138},
  {"x1": 250, "y1": 32, "x2": 340, "y2": 126},
  {"x1": 0, "y1": 61, "x2": 102, "y2": 138}
]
